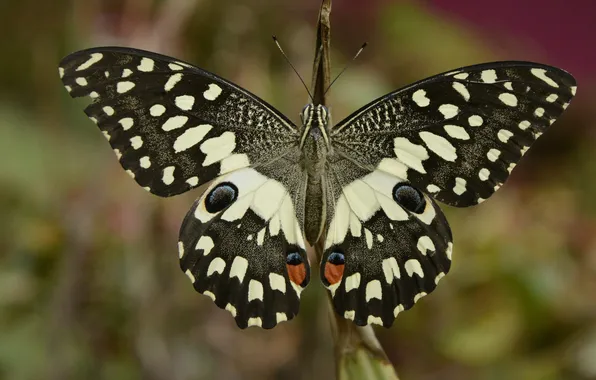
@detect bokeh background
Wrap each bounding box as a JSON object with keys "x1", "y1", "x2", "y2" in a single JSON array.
[{"x1": 1, "y1": 0, "x2": 595, "y2": 379}]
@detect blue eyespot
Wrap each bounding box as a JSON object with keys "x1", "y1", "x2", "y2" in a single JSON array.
[
  {"x1": 205, "y1": 182, "x2": 238, "y2": 213},
  {"x1": 393, "y1": 183, "x2": 426, "y2": 213}
]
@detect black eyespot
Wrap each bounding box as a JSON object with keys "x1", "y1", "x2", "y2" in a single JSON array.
[
  {"x1": 286, "y1": 252, "x2": 303, "y2": 265},
  {"x1": 327, "y1": 251, "x2": 345, "y2": 265},
  {"x1": 205, "y1": 182, "x2": 238, "y2": 213},
  {"x1": 393, "y1": 183, "x2": 426, "y2": 213}
]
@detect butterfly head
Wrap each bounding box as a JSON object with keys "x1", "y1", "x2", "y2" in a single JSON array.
[{"x1": 300, "y1": 104, "x2": 329, "y2": 130}]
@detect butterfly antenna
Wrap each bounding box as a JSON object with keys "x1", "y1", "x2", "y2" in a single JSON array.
[
  {"x1": 272, "y1": 36, "x2": 314, "y2": 102},
  {"x1": 324, "y1": 42, "x2": 368, "y2": 95}
]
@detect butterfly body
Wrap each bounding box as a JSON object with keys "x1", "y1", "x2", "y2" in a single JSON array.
[{"x1": 59, "y1": 47, "x2": 576, "y2": 329}]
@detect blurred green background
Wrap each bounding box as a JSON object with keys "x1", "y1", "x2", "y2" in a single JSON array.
[{"x1": 1, "y1": 0, "x2": 595, "y2": 379}]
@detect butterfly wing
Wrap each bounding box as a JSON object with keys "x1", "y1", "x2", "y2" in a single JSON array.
[
  {"x1": 322, "y1": 61, "x2": 576, "y2": 326},
  {"x1": 178, "y1": 154, "x2": 310, "y2": 329},
  {"x1": 321, "y1": 156, "x2": 452, "y2": 327},
  {"x1": 59, "y1": 47, "x2": 299, "y2": 197},
  {"x1": 331, "y1": 62, "x2": 576, "y2": 206},
  {"x1": 60, "y1": 47, "x2": 308, "y2": 328}
]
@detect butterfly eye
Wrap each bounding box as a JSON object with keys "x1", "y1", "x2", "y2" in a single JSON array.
[
  {"x1": 393, "y1": 183, "x2": 426, "y2": 214},
  {"x1": 286, "y1": 252, "x2": 303, "y2": 265},
  {"x1": 205, "y1": 182, "x2": 238, "y2": 213}
]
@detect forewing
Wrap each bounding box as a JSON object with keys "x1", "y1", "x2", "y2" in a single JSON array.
[
  {"x1": 321, "y1": 158, "x2": 452, "y2": 327},
  {"x1": 332, "y1": 62, "x2": 576, "y2": 206},
  {"x1": 59, "y1": 47, "x2": 299, "y2": 196},
  {"x1": 178, "y1": 153, "x2": 310, "y2": 329}
]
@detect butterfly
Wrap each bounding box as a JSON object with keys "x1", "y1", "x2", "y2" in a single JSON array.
[{"x1": 59, "y1": 47, "x2": 576, "y2": 329}]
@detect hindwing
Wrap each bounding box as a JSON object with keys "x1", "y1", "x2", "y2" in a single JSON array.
[
  {"x1": 321, "y1": 157, "x2": 452, "y2": 327},
  {"x1": 178, "y1": 164, "x2": 309, "y2": 329}
]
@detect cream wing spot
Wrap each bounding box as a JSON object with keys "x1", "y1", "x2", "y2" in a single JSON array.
[
  {"x1": 162, "y1": 166, "x2": 175, "y2": 185},
  {"x1": 344, "y1": 310, "x2": 356, "y2": 320},
  {"x1": 186, "y1": 176, "x2": 199, "y2": 187},
  {"x1": 225, "y1": 304, "x2": 237, "y2": 317},
  {"x1": 393, "y1": 137, "x2": 429, "y2": 174},
  {"x1": 412, "y1": 89, "x2": 430, "y2": 107},
  {"x1": 169, "y1": 63, "x2": 183, "y2": 71},
  {"x1": 164, "y1": 73, "x2": 183, "y2": 91},
  {"x1": 162, "y1": 115, "x2": 189, "y2": 131},
  {"x1": 546, "y1": 94, "x2": 558, "y2": 103},
  {"x1": 103, "y1": 106, "x2": 115, "y2": 116},
  {"x1": 203, "y1": 291, "x2": 216, "y2": 301},
  {"x1": 247, "y1": 317, "x2": 262, "y2": 327},
  {"x1": 481, "y1": 69, "x2": 497, "y2": 83},
  {"x1": 345, "y1": 273, "x2": 361, "y2": 292},
  {"x1": 174, "y1": 124, "x2": 213, "y2": 153},
  {"x1": 416, "y1": 236, "x2": 435, "y2": 256},
  {"x1": 185, "y1": 269, "x2": 195, "y2": 283},
  {"x1": 200, "y1": 131, "x2": 236, "y2": 166},
  {"x1": 365, "y1": 280, "x2": 383, "y2": 302},
  {"x1": 175, "y1": 95, "x2": 195, "y2": 111},
  {"x1": 382, "y1": 257, "x2": 400, "y2": 284},
  {"x1": 119, "y1": 117, "x2": 134, "y2": 130},
  {"x1": 487, "y1": 148, "x2": 501, "y2": 162},
  {"x1": 203, "y1": 84, "x2": 223, "y2": 100},
  {"x1": 393, "y1": 304, "x2": 405, "y2": 317},
  {"x1": 76, "y1": 53, "x2": 104, "y2": 71},
  {"x1": 498, "y1": 129, "x2": 514, "y2": 143},
  {"x1": 426, "y1": 184, "x2": 440, "y2": 193},
  {"x1": 150, "y1": 104, "x2": 166, "y2": 117},
  {"x1": 530, "y1": 68, "x2": 559, "y2": 88},
  {"x1": 364, "y1": 228, "x2": 373, "y2": 249},
  {"x1": 444, "y1": 125, "x2": 470, "y2": 140},
  {"x1": 219, "y1": 154, "x2": 250, "y2": 174},
  {"x1": 518, "y1": 120, "x2": 531, "y2": 130},
  {"x1": 534, "y1": 107, "x2": 545, "y2": 117},
  {"x1": 452, "y1": 82, "x2": 470, "y2": 101},
  {"x1": 479, "y1": 168, "x2": 490, "y2": 181},
  {"x1": 116, "y1": 81, "x2": 136, "y2": 93},
  {"x1": 453, "y1": 177, "x2": 467, "y2": 195},
  {"x1": 276, "y1": 313, "x2": 288, "y2": 324},
  {"x1": 75, "y1": 77, "x2": 88, "y2": 86},
  {"x1": 435, "y1": 272, "x2": 446, "y2": 284},
  {"x1": 468, "y1": 115, "x2": 483, "y2": 126},
  {"x1": 230, "y1": 256, "x2": 248, "y2": 283},
  {"x1": 405, "y1": 259, "x2": 424, "y2": 278},
  {"x1": 419, "y1": 131, "x2": 457, "y2": 162},
  {"x1": 269, "y1": 273, "x2": 286, "y2": 294},
  {"x1": 454, "y1": 72, "x2": 468, "y2": 80},
  {"x1": 248, "y1": 279, "x2": 264, "y2": 302},
  {"x1": 178, "y1": 241, "x2": 185, "y2": 258},
  {"x1": 130, "y1": 136, "x2": 143, "y2": 149},
  {"x1": 139, "y1": 156, "x2": 151, "y2": 169},
  {"x1": 438, "y1": 104, "x2": 459, "y2": 119},
  {"x1": 138, "y1": 57, "x2": 155, "y2": 72},
  {"x1": 504, "y1": 81, "x2": 514, "y2": 91},
  {"x1": 498, "y1": 92, "x2": 518, "y2": 107},
  {"x1": 122, "y1": 68, "x2": 133, "y2": 78},
  {"x1": 414, "y1": 292, "x2": 427, "y2": 303},
  {"x1": 207, "y1": 257, "x2": 226, "y2": 276}
]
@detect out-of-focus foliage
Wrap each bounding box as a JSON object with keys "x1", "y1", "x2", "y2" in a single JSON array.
[{"x1": 0, "y1": 0, "x2": 595, "y2": 379}]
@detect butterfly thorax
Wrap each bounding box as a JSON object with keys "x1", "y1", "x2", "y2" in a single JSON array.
[{"x1": 299, "y1": 104, "x2": 331, "y2": 244}]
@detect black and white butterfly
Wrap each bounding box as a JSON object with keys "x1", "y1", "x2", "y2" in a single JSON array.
[{"x1": 59, "y1": 47, "x2": 576, "y2": 329}]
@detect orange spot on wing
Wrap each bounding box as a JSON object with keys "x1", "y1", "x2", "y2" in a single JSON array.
[
  {"x1": 324, "y1": 263, "x2": 344, "y2": 285},
  {"x1": 287, "y1": 263, "x2": 307, "y2": 286}
]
